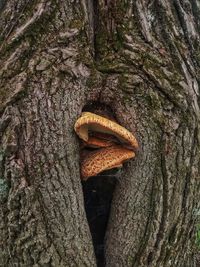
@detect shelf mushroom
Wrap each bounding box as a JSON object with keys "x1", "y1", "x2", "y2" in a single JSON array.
[
  {"x1": 74, "y1": 112, "x2": 138, "y2": 180},
  {"x1": 81, "y1": 145, "x2": 135, "y2": 180}
]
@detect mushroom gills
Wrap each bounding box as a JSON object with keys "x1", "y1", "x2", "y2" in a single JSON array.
[{"x1": 81, "y1": 131, "x2": 120, "y2": 149}]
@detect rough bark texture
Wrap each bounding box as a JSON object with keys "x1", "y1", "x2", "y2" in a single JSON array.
[{"x1": 0, "y1": 0, "x2": 200, "y2": 266}]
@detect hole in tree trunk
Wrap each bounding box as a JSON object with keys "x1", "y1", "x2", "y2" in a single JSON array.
[
  {"x1": 82, "y1": 169, "x2": 119, "y2": 267},
  {"x1": 80, "y1": 101, "x2": 123, "y2": 265}
]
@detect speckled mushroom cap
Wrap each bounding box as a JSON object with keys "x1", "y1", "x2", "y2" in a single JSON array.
[
  {"x1": 81, "y1": 145, "x2": 135, "y2": 180},
  {"x1": 74, "y1": 112, "x2": 138, "y2": 150}
]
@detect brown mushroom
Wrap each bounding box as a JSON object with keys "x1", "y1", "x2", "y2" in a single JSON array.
[
  {"x1": 81, "y1": 145, "x2": 135, "y2": 180},
  {"x1": 74, "y1": 112, "x2": 138, "y2": 150}
]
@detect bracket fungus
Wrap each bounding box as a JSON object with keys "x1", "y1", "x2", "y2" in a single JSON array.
[{"x1": 74, "y1": 112, "x2": 138, "y2": 180}]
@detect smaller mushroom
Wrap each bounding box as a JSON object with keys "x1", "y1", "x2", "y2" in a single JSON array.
[{"x1": 81, "y1": 145, "x2": 135, "y2": 180}]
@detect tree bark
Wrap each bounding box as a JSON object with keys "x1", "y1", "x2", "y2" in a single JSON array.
[{"x1": 0, "y1": 0, "x2": 200, "y2": 266}]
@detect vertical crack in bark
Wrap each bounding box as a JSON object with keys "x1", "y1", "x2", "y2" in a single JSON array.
[
  {"x1": 87, "y1": 0, "x2": 100, "y2": 60},
  {"x1": 93, "y1": 0, "x2": 100, "y2": 61},
  {"x1": 153, "y1": 134, "x2": 170, "y2": 266}
]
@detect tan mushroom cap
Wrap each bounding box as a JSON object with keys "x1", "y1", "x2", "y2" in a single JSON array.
[
  {"x1": 81, "y1": 145, "x2": 135, "y2": 180},
  {"x1": 74, "y1": 112, "x2": 138, "y2": 150}
]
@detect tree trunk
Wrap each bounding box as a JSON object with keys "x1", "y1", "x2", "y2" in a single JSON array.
[{"x1": 0, "y1": 0, "x2": 200, "y2": 266}]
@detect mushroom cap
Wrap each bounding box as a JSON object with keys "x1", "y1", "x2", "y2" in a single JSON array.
[
  {"x1": 81, "y1": 145, "x2": 135, "y2": 180},
  {"x1": 74, "y1": 112, "x2": 138, "y2": 150}
]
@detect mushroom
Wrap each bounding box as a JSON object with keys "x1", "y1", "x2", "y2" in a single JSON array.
[
  {"x1": 74, "y1": 112, "x2": 138, "y2": 150},
  {"x1": 74, "y1": 111, "x2": 138, "y2": 180},
  {"x1": 81, "y1": 145, "x2": 135, "y2": 180}
]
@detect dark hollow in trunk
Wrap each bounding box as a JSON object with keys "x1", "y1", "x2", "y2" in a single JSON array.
[
  {"x1": 82, "y1": 171, "x2": 118, "y2": 267},
  {"x1": 80, "y1": 102, "x2": 121, "y2": 266}
]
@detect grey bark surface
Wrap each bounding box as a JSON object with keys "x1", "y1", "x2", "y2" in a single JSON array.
[{"x1": 0, "y1": 0, "x2": 200, "y2": 266}]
